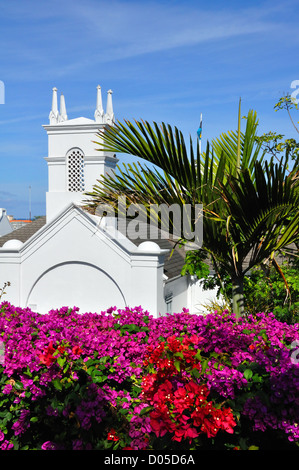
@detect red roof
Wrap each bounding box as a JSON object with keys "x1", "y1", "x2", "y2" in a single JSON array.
[{"x1": 11, "y1": 220, "x2": 32, "y2": 223}]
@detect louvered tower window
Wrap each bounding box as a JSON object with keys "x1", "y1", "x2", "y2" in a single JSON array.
[{"x1": 67, "y1": 148, "x2": 85, "y2": 192}]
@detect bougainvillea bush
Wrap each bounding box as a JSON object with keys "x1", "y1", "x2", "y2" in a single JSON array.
[{"x1": 0, "y1": 302, "x2": 298, "y2": 450}]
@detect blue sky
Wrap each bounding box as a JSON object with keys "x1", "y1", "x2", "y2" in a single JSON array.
[{"x1": 0, "y1": 0, "x2": 298, "y2": 218}]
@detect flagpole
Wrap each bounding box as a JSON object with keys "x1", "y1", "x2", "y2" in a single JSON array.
[{"x1": 29, "y1": 185, "x2": 31, "y2": 221}]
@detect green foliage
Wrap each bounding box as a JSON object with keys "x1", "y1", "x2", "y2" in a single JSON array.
[
  {"x1": 189, "y1": 250, "x2": 299, "y2": 323},
  {"x1": 256, "y1": 131, "x2": 299, "y2": 162},
  {"x1": 181, "y1": 250, "x2": 210, "y2": 279},
  {"x1": 243, "y1": 257, "x2": 299, "y2": 323},
  {"x1": 274, "y1": 93, "x2": 299, "y2": 113},
  {"x1": 256, "y1": 93, "x2": 299, "y2": 165}
]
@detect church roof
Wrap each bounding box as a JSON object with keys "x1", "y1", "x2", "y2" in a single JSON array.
[
  {"x1": 0, "y1": 216, "x2": 47, "y2": 246},
  {"x1": 0, "y1": 209, "x2": 297, "y2": 281}
]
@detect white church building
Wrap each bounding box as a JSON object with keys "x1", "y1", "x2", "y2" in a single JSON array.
[{"x1": 0, "y1": 87, "x2": 218, "y2": 317}]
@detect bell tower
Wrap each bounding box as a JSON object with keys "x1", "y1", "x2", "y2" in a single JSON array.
[{"x1": 43, "y1": 86, "x2": 118, "y2": 222}]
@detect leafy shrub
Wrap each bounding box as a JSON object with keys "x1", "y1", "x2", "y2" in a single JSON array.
[
  {"x1": 0, "y1": 302, "x2": 298, "y2": 450},
  {"x1": 243, "y1": 260, "x2": 299, "y2": 324},
  {"x1": 191, "y1": 252, "x2": 299, "y2": 324}
]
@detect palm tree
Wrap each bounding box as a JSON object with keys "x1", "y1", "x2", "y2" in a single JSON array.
[
  {"x1": 208, "y1": 157, "x2": 299, "y2": 315},
  {"x1": 84, "y1": 107, "x2": 299, "y2": 317}
]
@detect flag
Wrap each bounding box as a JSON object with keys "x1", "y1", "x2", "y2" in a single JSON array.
[
  {"x1": 197, "y1": 113, "x2": 202, "y2": 152},
  {"x1": 197, "y1": 113, "x2": 202, "y2": 139}
]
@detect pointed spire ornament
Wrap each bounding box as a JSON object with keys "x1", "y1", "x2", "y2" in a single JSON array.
[
  {"x1": 59, "y1": 93, "x2": 68, "y2": 122},
  {"x1": 49, "y1": 87, "x2": 59, "y2": 124},
  {"x1": 94, "y1": 85, "x2": 104, "y2": 123},
  {"x1": 105, "y1": 89, "x2": 115, "y2": 125}
]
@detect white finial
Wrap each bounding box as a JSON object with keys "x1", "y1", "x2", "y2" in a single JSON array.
[
  {"x1": 49, "y1": 87, "x2": 59, "y2": 124},
  {"x1": 94, "y1": 85, "x2": 104, "y2": 123},
  {"x1": 59, "y1": 93, "x2": 68, "y2": 122},
  {"x1": 105, "y1": 89, "x2": 115, "y2": 125}
]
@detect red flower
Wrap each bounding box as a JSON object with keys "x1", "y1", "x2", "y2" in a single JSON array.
[
  {"x1": 182, "y1": 335, "x2": 204, "y2": 347},
  {"x1": 141, "y1": 373, "x2": 157, "y2": 402},
  {"x1": 200, "y1": 415, "x2": 219, "y2": 438},
  {"x1": 150, "y1": 410, "x2": 175, "y2": 437},
  {"x1": 191, "y1": 406, "x2": 205, "y2": 427},
  {"x1": 219, "y1": 408, "x2": 236, "y2": 434},
  {"x1": 141, "y1": 373, "x2": 156, "y2": 396},
  {"x1": 167, "y1": 335, "x2": 182, "y2": 353},
  {"x1": 39, "y1": 341, "x2": 56, "y2": 366},
  {"x1": 182, "y1": 349, "x2": 196, "y2": 364},
  {"x1": 186, "y1": 381, "x2": 209, "y2": 400},
  {"x1": 191, "y1": 334, "x2": 205, "y2": 344},
  {"x1": 148, "y1": 343, "x2": 165, "y2": 363},
  {"x1": 72, "y1": 345, "x2": 83, "y2": 356},
  {"x1": 173, "y1": 387, "x2": 193, "y2": 414},
  {"x1": 107, "y1": 429, "x2": 119, "y2": 441},
  {"x1": 172, "y1": 424, "x2": 199, "y2": 443}
]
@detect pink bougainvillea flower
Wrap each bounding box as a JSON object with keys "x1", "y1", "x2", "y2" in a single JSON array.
[
  {"x1": 1, "y1": 440, "x2": 14, "y2": 450},
  {"x1": 0, "y1": 302, "x2": 299, "y2": 449},
  {"x1": 41, "y1": 441, "x2": 59, "y2": 450}
]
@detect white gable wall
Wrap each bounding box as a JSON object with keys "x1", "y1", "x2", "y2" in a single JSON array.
[{"x1": 0, "y1": 205, "x2": 168, "y2": 316}]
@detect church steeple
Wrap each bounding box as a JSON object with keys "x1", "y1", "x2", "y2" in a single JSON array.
[
  {"x1": 94, "y1": 85, "x2": 104, "y2": 123},
  {"x1": 43, "y1": 85, "x2": 118, "y2": 222},
  {"x1": 59, "y1": 93, "x2": 68, "y2": 122},
  {"x1": 105, "y1": 89, "x2": 114, "y2": 125},
  {"x1": 49, "y1": 87, "x2": 59, "y2": 124}
]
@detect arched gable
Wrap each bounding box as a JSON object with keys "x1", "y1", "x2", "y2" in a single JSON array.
[{"x1": 26, "y1": 260, "x2": 126, "y2": 314}]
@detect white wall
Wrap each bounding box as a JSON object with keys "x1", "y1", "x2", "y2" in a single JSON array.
[
  {"x1": 164, "y1": 275, "x2": 188, "y2": 315},
  {"x1": 164, "y1": 274, "x2": 223, "y2": 316},
  {"x1": 0, "y1": 251, "x2": 20, "y2": 304},
  {"x1": 188, "y1": 276, "x2": 223, "y2": 314},
  {"x1": 27, "y1": 261, "x2": 126, "y2": 314}
]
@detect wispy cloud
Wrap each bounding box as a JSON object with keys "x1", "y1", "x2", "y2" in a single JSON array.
[
  {"x1": 59, "y1": 1, "x2": 280, "y2": 71},
  {"x1": 0, "y1": 0, "x2": 287, "y2": 80},
  {"x1": 73, "y1": 1, "x2": 275, "y2": 50}
]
